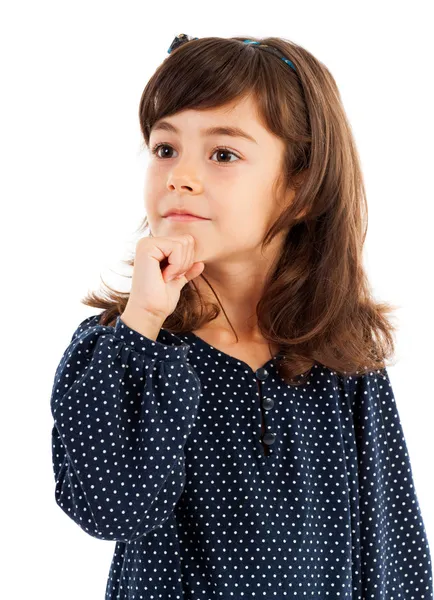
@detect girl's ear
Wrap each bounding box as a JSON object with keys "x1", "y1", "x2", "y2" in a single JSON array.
[
  {"x1": 292, "y1": 168, "x2": 309, "y2": 188},
  {"x1": 285, "y1": 170, "x2": 309, "y2": 220},
  {"x1": 296, "y1": 207, "x2": 308, "y2": 220}
]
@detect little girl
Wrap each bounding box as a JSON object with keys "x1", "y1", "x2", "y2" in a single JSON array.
[{"x1": 50, "y1": 34, "x2": 433, "y2": 599}]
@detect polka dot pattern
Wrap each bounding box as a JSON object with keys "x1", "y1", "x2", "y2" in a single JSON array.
[{"x1": 50, "y1": 314, "x2": 433, "y2": 599}]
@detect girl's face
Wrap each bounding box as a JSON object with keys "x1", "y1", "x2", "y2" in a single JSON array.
[{"x1": 144, "y1": 94, "x2": 291, "y2": 266}]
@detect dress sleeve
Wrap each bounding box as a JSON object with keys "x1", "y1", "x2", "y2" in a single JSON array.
[
  {"x1": 349, "y1": 366, "x2": 433, "y2": 598},
  {"x1": 50, "y1": 313, "x2": 201, "y2": 543}
]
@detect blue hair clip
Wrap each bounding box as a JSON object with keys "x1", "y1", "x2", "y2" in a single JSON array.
[
  {"x1": 167, "y1": 33, "x2": 199, "y2": 54},
  {"x1": 242, "y1": 39, "x2": 296, "y2": 72}
]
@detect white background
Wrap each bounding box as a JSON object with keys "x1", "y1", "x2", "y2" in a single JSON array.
[{"x1": 1, "y1": 1, "x2": 433, "y2": 598}]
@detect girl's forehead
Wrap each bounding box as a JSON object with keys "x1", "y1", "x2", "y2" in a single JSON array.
[{"x1": 151, "y1": 96, "x2": 272, "y2": 143}]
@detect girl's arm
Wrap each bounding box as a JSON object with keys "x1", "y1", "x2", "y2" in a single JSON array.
[
  {"x1": 50, "y1": 314, "x2": 201, "y2": 543},
  {"x1": 349, "y1": 367, "x2": 433, "y2": 598}
]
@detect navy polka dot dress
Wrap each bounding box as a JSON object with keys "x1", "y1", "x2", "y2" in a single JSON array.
[{"x1": 50, "y1": 313, "x2": 433, "y2": 599}]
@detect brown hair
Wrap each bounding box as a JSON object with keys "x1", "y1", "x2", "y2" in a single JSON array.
[{"x1": 81, "y1": 35, "x2": 399, "y2": 385}]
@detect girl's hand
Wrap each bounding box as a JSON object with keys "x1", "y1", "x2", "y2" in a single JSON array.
[{"x1": 125, "y1": 234, "x2": 205, "y2": 322}]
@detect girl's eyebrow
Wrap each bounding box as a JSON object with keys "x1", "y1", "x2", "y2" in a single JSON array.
[{"x1": 150, "y1": 120, "x2": 258, "y2": 145}]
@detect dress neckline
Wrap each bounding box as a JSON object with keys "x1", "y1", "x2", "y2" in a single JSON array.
[{"x1": 176, "y1": 330, "x2": 284, "y2": 376}]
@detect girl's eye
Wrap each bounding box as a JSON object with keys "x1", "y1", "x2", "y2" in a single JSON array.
[{"x1": 150, "y1": 143, "x2": 241, "y2": 165}]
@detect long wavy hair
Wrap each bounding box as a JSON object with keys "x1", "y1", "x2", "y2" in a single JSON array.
[{"x1": 81, "y1": 35, "x2": 399, "y2": 385}]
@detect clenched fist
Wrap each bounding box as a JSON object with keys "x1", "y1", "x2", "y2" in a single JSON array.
[{"x1": 125, "y1": 234, "x2": 205, "y2": 322}]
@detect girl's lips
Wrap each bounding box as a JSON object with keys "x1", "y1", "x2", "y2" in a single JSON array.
[{"x1": 164, "y1": 214, "x2": 209, "y2": 221}]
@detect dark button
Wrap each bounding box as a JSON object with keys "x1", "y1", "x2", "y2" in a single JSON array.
[
  {"x1": 255, "y1": 367, "x2": 269, "y2": 381},
  {"x1": 262, "y1": 397, "x2": 274, "y2": 411},
  {"x1": 263, "y1": 432, "x2": 276, "y2": 445}
]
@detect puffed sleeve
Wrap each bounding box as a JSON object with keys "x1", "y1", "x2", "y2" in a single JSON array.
[
  {"x1": 50, "y1": 313, "x2": 201, "y2": 543},
  {"x1": 348, "y1": 367, "x2": 433, "y2": 599}
]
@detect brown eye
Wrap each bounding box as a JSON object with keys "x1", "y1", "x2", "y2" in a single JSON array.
[
  {"x1": 152, "y1": 143, "x2": 174, "y2": 159},
  {"x1": 212, "y1": 149, "x2": 239, "y2": 163}
]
